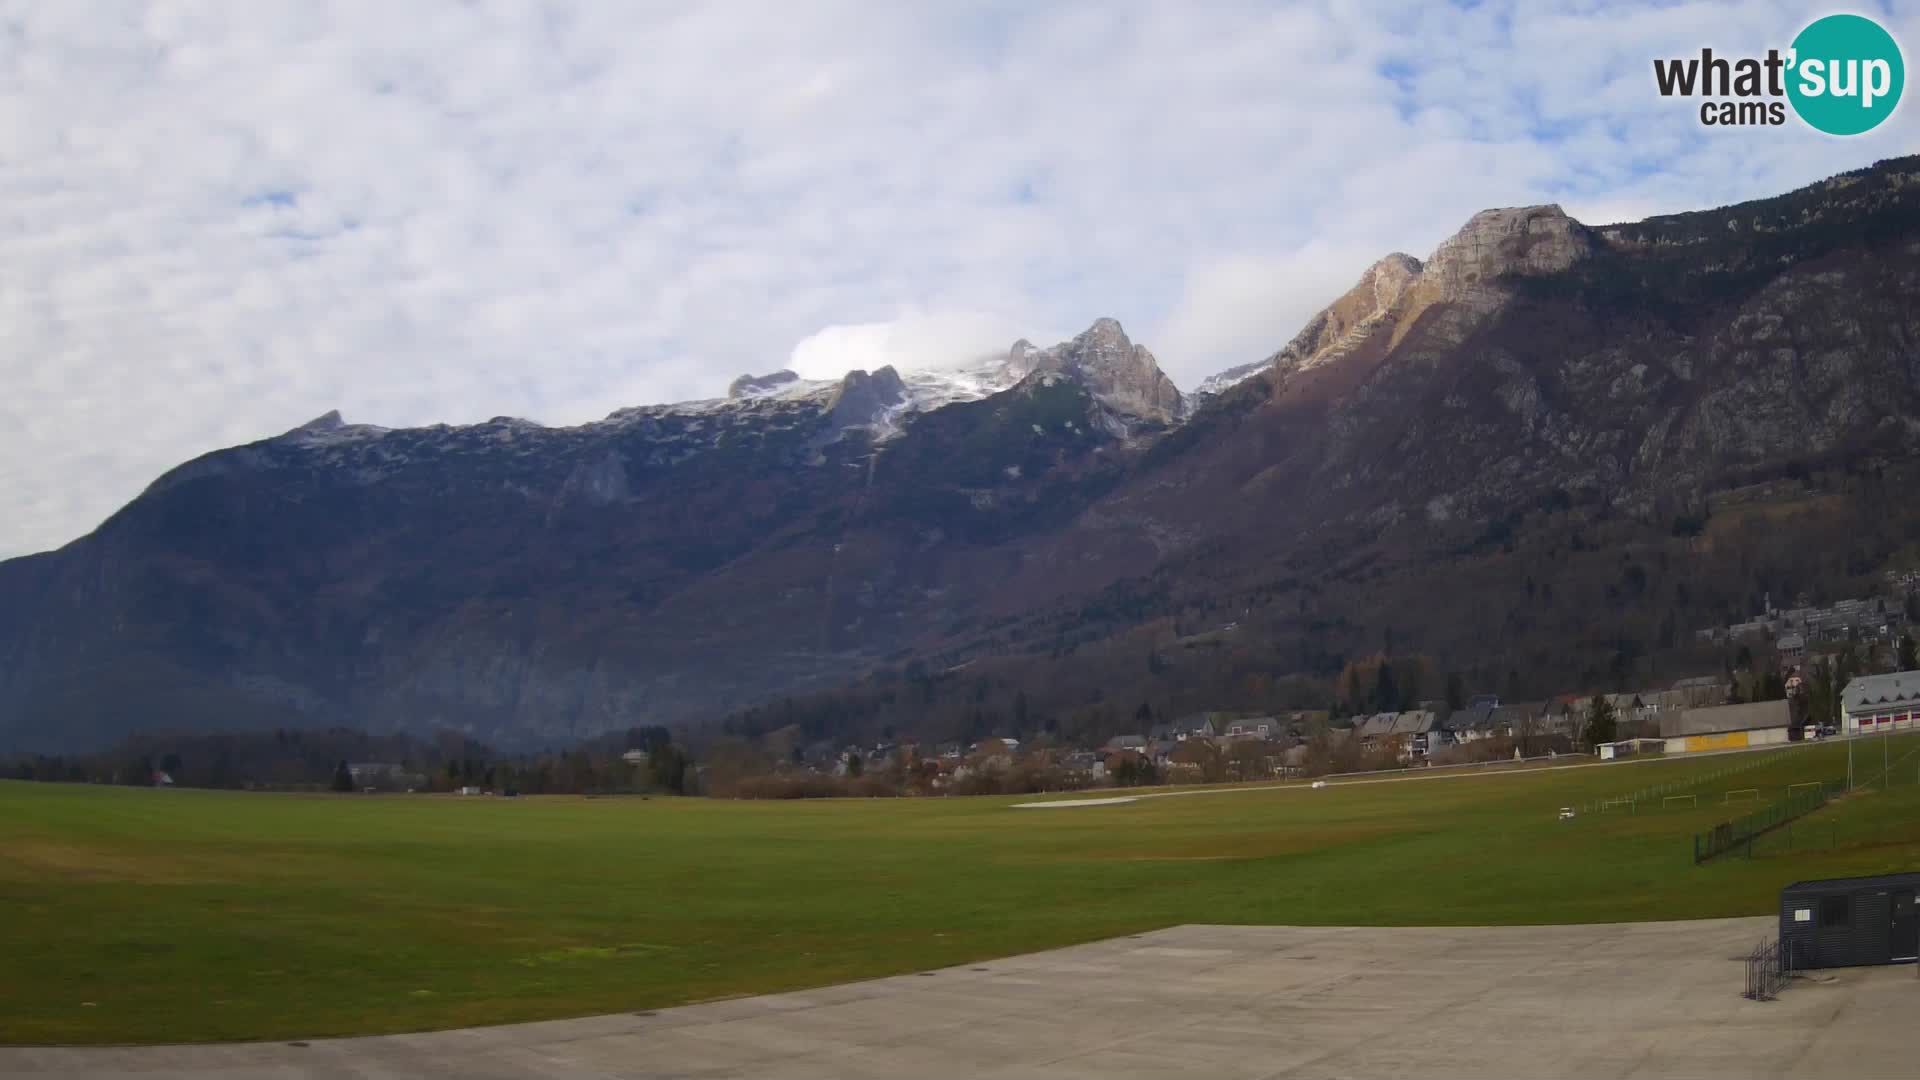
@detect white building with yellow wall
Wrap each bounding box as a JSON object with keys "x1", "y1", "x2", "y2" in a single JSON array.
[{"x1": 1660, "y1": 699, "x2": 1791, "y2": 754}]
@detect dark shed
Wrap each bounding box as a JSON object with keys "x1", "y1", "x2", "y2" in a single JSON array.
[{"x1": 1779, "y1": 872, "x2": 1920, "y2": 969}]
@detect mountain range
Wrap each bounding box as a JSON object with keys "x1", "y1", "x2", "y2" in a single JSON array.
[{"x1": 7, "y1": 155, "x2": 1920, "y2": 752}]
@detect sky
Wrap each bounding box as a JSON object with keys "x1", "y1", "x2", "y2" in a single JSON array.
[{"x1": 2, "y1": 1, "x2": 1918, "y2": 559}]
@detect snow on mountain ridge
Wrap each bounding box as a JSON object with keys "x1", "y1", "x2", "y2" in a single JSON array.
[{"x1": 1194, "y1": 361, "x2": 1268, "y2": 399}]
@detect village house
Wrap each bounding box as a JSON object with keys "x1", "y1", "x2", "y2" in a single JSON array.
[
  {"x1": 1777, "y1": 632, "x2": 1807, "y2": 662},
  {"x1": 1393, "y1": 710, "x2": 1442, "y2": 760},
  {"x1": 1062, "y1": 751, "x2": 1101, "y2": 774},
  {"x1": 1490, "y1": 701, "x2": 1544, "y2": 740},
  {"x1": 967, "y1": 739, "x2": 1017, "y2": 772},
  {"x1": 1163, "y1": 741, "x2": 1211, "y2": 780},
  {"x1": 1355, "y1": 712, "x2": 1399, "y2": 750},
  {"x1": 1171, "y1": 714, "x2": 1221, "y2": 740},
  {"x1": 348, "y1": 762, "x2": 407, "y2": 786},
  {"x1": 1277, "y1": 709, "x2": 1330, "y2": 734},
  {"x1": 1222, "y1": 716, "x2": 1280, "y2": 739},
  {"x1": 1540, "y1": 697, "x2": 1584, "y2": 739},
  {"x1": 1443, "y1": 701, "x2": 1497, "y2": 743},
  {"x1": 1602, "y1": 693, "x2": 1660, "y2": 734},
  {"x1": 1669, "y1": 675, "x2": 1731, "y2": 709}
]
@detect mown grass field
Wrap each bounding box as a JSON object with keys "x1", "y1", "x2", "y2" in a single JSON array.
[{"x1": 6, "y1": 736, "x2": 1920, "y2": 1045}]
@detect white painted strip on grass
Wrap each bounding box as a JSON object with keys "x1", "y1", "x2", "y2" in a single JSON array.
[
  {"x1": 1011, "y1": 796, "x2": 1139, "y2": 809},
  {"x1": 1006, "y1": 736, "x2": 1851, "y2": 809}
]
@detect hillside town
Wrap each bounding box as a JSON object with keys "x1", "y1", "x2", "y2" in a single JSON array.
[{"x1": 1695, "y1": 579, "x2": 1914, "y2": 653}]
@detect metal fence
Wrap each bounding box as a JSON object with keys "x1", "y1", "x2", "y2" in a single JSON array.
[
  {"x1": 1692, "y1": 780, "x2": 1843, "y2": 864},
  {"x1": 1580, "y1": 749, "x2": 1786, "y2": 816},
  {"x1": 1744, "y1": 938, "x2": 1791, "y2": 1001}
]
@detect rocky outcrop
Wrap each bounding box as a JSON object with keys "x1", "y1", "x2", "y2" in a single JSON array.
[
  {"x1": 728, "y1": 370, "x2": 801, "y2": 399},
  {"x1": 1005, "y1": 339, "x2": 1040, "y2": 380},
  {"x1": 1016, "y1": 319, "x2": 1185, "y2": 424},
  {"x1": 1416, "y1": 205, "x2": 1591, "y2": 307},
  {"x1": 825, "y1": 366, "x2": 909, "y2": 431},
  {"x1": 293, "y1": 409, "x2": 346, "y2": 434},
  {"x1": 1224, "y1": 207, "x2": 1595, "y2": 399},
  {"x1": 1259, "y1": 253, "x2": 1422, "y2": 379}
]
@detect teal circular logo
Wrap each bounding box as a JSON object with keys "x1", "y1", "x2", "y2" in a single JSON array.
[{"x1": 1788, "y1": 14, "x2": 1904, "y2": 135}]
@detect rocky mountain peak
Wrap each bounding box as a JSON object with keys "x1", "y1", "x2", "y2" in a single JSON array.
[
  {"x1": 1365, "y1": 252, "x2": 1423, "y2": 295},
  {"x1": 1018, "y1": 318, "x2": 1184, "y2": 424},
  {"x1": 1052, "y1": 318, "x2": 1142, "y2": 371},
  {"x1": 293, "y1": 409, "x2": 345, "y2": 435},
  {"x1": 1006, "y1": 339, "x2": 1039, "y2": 379},
  {"x1": 825, "y1": 365, "x2": 909, "y2": 431},
  {"x1": 1208, "y1": 206, "x2": 1592, "y2": 395},
  {"x1": 1244, "y1": 251, "x2": 1425, "y2": 383},
  {"x1": 728, "y1": 370, "x2": 801, "y2": 399},
  {"x1": 1421, "y1": 205, "x2": 1591, "y2": 304},
  {"x1": 1077, "y1": 317, "x2": 1130, "y2": 350}
]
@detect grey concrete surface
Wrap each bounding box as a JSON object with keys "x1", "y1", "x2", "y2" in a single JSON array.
[{"x1": 5, "y1": 917, "x2": 1913, "y2": 1079}]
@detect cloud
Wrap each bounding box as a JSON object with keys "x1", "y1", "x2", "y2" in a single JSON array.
[
  {"x1": 788, "y1": 308, "x2": 1041, "y2": 381},
  {"x1": 2, "y1": 1, "x2": 1918, "y2": 557},
  {"x1": 1157, "y1": 247, "x2": 1385, "y2": 379}
]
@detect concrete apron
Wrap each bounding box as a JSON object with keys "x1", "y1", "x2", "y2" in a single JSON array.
[{"x1": 4, "y1": 917, "x2": 1911, "y2": 1079}]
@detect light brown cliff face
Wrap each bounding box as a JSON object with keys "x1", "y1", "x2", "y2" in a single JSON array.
[
  {"x1": 1261, "y1": 253, "x2": 1422, "y2": 378},
  {"x1": 1247, "y1": 206, "x2": 1595, "y2": 396}
]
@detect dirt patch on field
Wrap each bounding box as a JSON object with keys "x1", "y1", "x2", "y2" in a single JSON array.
[{"x1": 0, "y1": 839, "x2": 208, "y2": 885}]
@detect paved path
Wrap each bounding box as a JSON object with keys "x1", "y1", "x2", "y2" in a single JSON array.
[{"x1": 6, "y1": 917, "x2": 1914, "y2": 1078}]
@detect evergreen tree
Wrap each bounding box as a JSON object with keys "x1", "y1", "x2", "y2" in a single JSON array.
[
  {"x1": 330, "y1": 760, "x2": 354, "y2": 792},
  {"x1": 1370, "y1": 663, "x2": 1398, "y2": 714},
  {"x1": 1809, "y1": 659, "x2": 1837, "y2": 727},
  {"x1": 1758, "y1": 670, "x2": 1786, "y2": 701},
  {"x1": 1900, "y1": 633, "x2": 1918, "y2": 673},
  {"x1": 120, "y1": 755, "x2": 154, "y2": 787},
  {"x1": 1584, "y1": 694, "x2": 1618, "y2": 749},
  {"x1": 1836, "y1": 641, "x2": 1862, "y2": 689},
  {"x1": 649, "y1": 745, "x2": 690, "y2": 793}
]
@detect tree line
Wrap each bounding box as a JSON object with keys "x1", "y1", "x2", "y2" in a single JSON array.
[{"x1": 5, "y1": 725, "x2": 698, "y2": 796}]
